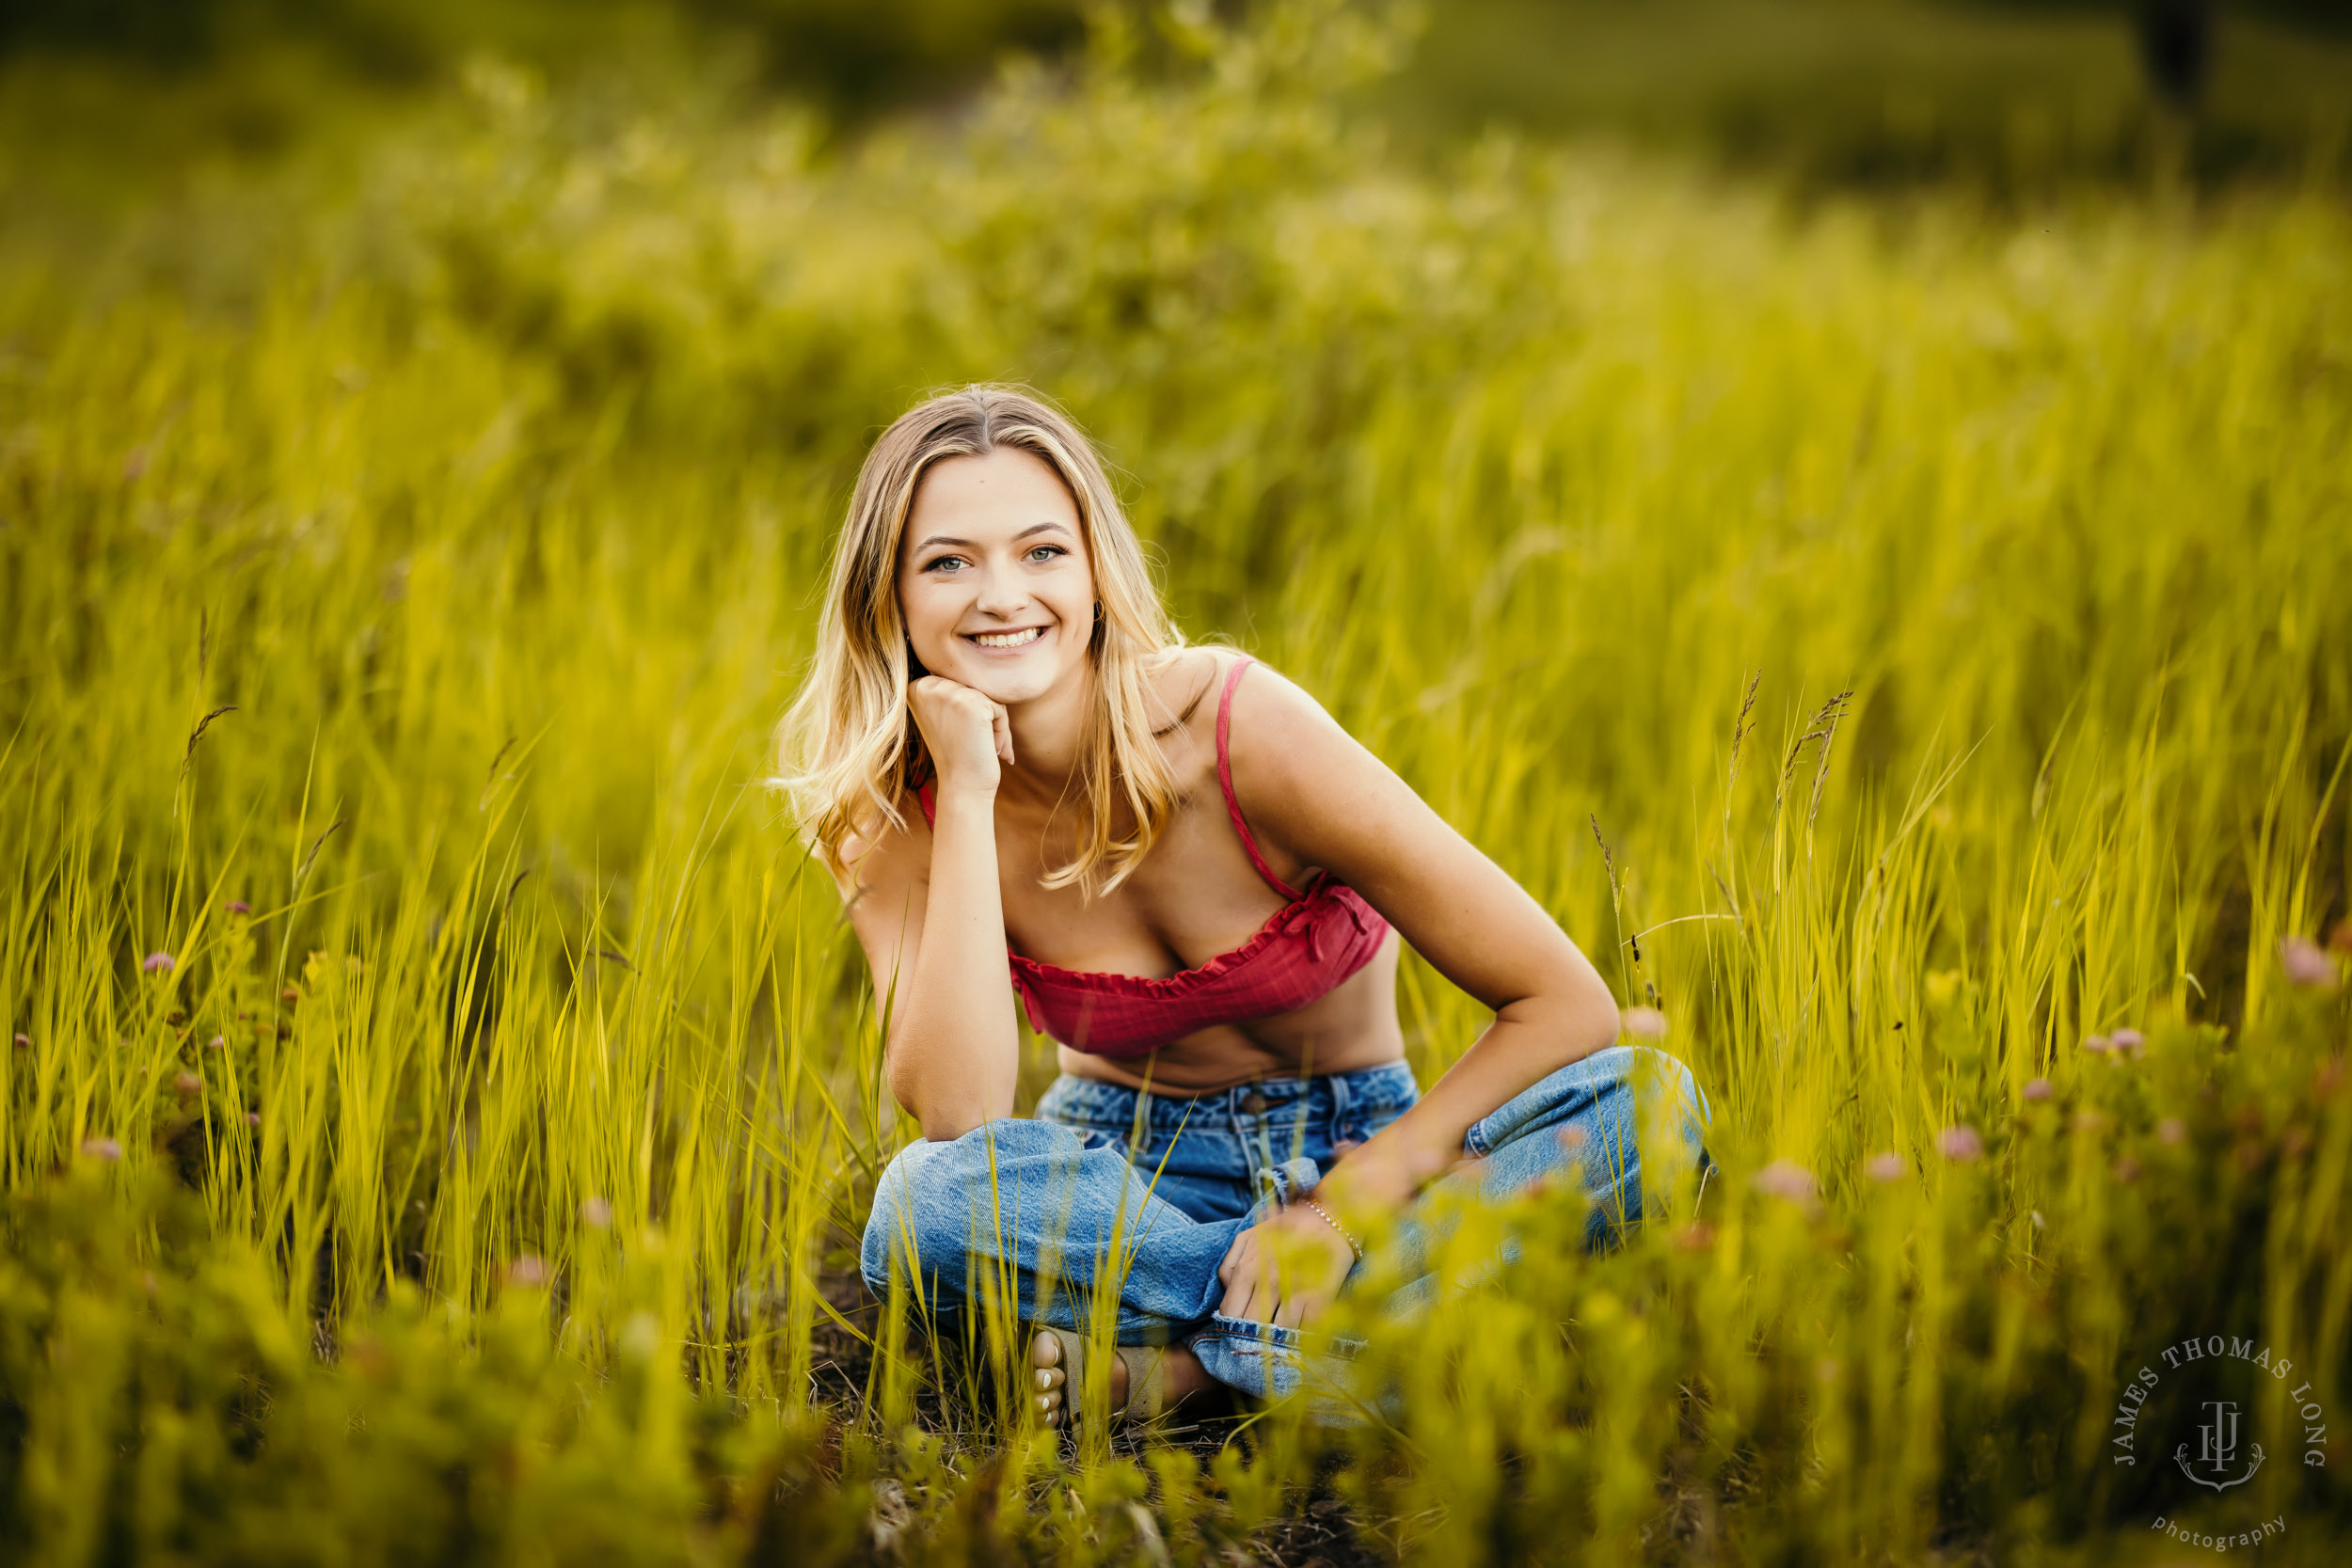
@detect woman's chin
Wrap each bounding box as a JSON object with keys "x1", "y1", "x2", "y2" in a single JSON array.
[{"x1": 947, "y1": 656, "x2": 1075, "y2": 707}]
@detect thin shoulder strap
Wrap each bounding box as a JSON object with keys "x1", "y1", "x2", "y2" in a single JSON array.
[{"x1": 1216, "y1": 657, "x2": 1307, "y2": 903}]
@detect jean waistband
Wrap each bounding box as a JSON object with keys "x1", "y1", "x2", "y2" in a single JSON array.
[{"x1": 1036, "y1": 1059, "x2": 1420, "y2": 1132}]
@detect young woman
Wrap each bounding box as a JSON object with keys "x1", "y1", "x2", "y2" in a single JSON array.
[{"x1": 780, "y1": 385, "x2": 1711, "y2": 1426}]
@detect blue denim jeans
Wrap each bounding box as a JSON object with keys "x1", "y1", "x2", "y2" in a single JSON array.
[
  {"x1": 1034, "y1": 1059, "x2": 1425, "y2": 1223},
  {"x1": 860, "y1": 1045, "x2": 1712, "y2": 1404}
]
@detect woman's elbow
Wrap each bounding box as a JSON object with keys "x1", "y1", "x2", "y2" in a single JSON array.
[
  {"x1": 1545, "y1": 961, "x2": 1624, "y2": 1060},
  {"x1": 885, "y1": 1049, "x2": 1011, "y2": 1144}
]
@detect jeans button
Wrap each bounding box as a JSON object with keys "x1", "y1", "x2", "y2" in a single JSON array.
[{"x1": 1240, "y1": 1090, "x2": 1267, "y2": 1115}]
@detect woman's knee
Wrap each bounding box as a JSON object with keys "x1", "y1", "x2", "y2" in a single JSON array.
[
  {"x1": 859, "y1": 1118, "x2": 1088, "y2": 1295},
  {"x1": 1621, "y1": 1046, "x2": 1709, "y2": 1140}
]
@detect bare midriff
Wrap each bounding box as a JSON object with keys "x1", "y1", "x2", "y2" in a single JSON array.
[{"x1": 1051, "y1": 927, "x2": 1406, "y2": 1096}]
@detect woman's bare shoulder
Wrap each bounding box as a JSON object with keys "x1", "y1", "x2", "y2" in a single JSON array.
[
  {"x1": 1218, "y1": 655, "x2": 1369, "y2": 805},
  {"x1": 1225, "y1": 655, "x2": 1343, "y2": 737},
  {"x1": 832, "y1": 785, "x2": 930, "y2": 903}
]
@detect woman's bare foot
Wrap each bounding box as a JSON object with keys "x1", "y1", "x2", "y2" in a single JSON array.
[{"x1": 1027, "y1": 1328, "x2": 1214, "y2": 1429}]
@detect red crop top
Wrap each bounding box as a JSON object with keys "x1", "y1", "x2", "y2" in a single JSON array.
[{"x1": 915, "y1": 657, "x2": 1391, "y2": 1058}]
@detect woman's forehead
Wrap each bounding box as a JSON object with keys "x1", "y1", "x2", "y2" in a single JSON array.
[{"x1": 905, "y1": 449, "x2": 1082, "y2": 544}]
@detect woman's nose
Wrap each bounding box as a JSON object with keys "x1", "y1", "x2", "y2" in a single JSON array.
[{"x1": 973, "y1": 569, "x2": 1029, "y2": 616}]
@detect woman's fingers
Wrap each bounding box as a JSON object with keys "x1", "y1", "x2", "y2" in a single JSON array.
[
  {"x1": 1220, "y1": 1214, "x2": 1356, "y2": 1327},
  {"x1": 906, "y1": 676, "x2": 1005, "y2": 792},
  {"x1": 1216, "y1": 1224, "x2": 1258, "y2": 1289},
  {"x1": 1220, "y1": 1229, "x2": 1274, "y2": 1319}
]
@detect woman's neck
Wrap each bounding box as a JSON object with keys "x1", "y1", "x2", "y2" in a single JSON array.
[{"x1": 996, "y1": 664, "x2": 1096, "y2": 808}]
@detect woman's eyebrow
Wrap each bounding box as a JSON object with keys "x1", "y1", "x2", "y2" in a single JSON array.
[{"x1": 912, "y1": 520, "x2": 1073, "y2": 553}]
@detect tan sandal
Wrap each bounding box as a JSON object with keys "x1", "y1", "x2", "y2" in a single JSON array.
[{"x1": 1025, "y1": 1325, "x2": 1166, "y2": 1430}]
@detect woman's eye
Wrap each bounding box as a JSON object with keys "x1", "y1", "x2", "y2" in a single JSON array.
[
  {"x1": 1025, "y1": 545, "x2": 1065, "y2": 563},
  {"x1": 926, "y1": 556, "x2": 966, "y2": 573}
]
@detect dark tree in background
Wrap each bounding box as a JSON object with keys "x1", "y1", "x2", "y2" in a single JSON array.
[{"x1": 2137, "y1": 0, "x2": 2216, "y2": 105}]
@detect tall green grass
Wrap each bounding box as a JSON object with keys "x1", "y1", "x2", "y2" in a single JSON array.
[{"x1": 1, "y1": 3, "x2": 2347, "y2": 1560}]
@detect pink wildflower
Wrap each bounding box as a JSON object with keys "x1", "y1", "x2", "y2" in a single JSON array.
[
  {"x1": 1937, "y1": 1125, "x2": 1984, "y2": 1162},
  {"x1": 2023, "y1": 1078, "x2": 2054, "y2": 1101},
  {"x1": 1619, "y1": 1006, "x2": 1670, "y2": 1039},
  {"x1": 141, "y1": 952, "x2": 175, "y2": 974},
  {"x1": 81, "y1": 1136, "x2": 122, "y2": 1161},
  {"x1": 2282, "y1": 935, "x2": 2340, "y2": 990},
  {"x1": 1753, "y1": 1159, "x2": 1817, "y2": 1206},
  {"x1": 1866, "y1": 1151, "x2": 1907, "y2": 1181}
]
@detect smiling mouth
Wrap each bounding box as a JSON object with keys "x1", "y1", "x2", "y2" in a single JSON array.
[{"x1": 966, "y1": 626, "x2": 1046, "y2": 649}]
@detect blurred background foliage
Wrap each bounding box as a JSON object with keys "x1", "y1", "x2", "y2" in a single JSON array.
[
  {"x1": 3, "y1": 0, "x2": 2350, "y2": 1562},
  {"x1": 4, "y1": 0, "x2": 2350, "y2": 224}
]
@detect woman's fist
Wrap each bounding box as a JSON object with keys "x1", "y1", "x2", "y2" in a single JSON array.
[{"x1": 908, "y1": 676, "x2": 1014, "y2": 797}]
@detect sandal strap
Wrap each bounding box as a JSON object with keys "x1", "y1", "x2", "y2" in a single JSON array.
[{"x1": 1111, "y1": 1344, "x2": 1167, "y2": 1424}]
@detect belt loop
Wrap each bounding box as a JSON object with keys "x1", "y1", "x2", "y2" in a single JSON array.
[{"x1": 1230, "y1": 1084, "x2": 1260, "y2": 1195}]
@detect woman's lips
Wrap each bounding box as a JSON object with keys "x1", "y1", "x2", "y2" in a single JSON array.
[{"x1": 964, "y1": 626, "x2": 1048, "y2": 652}]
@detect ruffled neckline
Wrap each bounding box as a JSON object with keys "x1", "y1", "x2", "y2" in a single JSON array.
[{"x1": 1009, "y1": 879, "x2": 1381, "y2": 997}]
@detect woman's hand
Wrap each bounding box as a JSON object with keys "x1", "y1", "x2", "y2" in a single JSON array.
[
  {"x1": 907, "y1": 675, "x2": 1014, "y2": 797},
  {"x1": 1216, "y1": 1196, "x2": 1359, "y2": 1329}
]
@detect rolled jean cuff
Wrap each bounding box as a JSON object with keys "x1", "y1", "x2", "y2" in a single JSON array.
[
  {"x1": 1252, "y1": 1154, "x2": 1324, "y2": 1214},
  {"x1": 1188, "y1": 1312, "x2": 1366, "y2": 1416}
]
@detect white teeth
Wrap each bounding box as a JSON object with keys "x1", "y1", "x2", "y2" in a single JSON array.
[{"x1": 972, "y1": 627, "x2": 1043, "y2": 648}]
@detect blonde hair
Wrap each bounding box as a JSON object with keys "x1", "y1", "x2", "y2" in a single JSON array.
[{"x1": 775, "y1": 385, "x2": 1186, "y2": 895}]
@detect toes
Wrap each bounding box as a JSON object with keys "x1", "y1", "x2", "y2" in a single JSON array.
[
  {"x1": 1028, "y1": 1331, "x2": 1062, "y2": 1370},
  {"x1": 1033, "y1": 1367, "x2": 1064, "y2": 1392}
]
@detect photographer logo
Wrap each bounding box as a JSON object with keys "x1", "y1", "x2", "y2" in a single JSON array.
[
  {"x1": 2113, "y1": 1329, "x2": 2328, "y2": 1554},
  {"x1": 2178, "y1": 1399, "x2": 2260, "y2": 1491}
]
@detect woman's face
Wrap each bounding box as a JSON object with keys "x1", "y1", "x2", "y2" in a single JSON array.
[{"x1": 897, "y1": 446, "x2": 1096, "y2": 706}]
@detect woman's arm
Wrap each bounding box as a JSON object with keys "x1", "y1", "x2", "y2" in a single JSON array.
[
  {"x1": 1213, "y1": 661, "x2": 1623, "y2": 1324},
  {"x1": 836, "y1": 678, "x2": 1024, "y2": 1142}
]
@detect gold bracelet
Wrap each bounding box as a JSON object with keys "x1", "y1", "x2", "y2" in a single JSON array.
[{"x1": 1297, "y1": 1196, "x2": 1365, "y2": 1262}]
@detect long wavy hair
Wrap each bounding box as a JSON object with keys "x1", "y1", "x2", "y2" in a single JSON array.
[{"x1": 775, "y1": 385, "x2": 1187, "y2": 895}]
